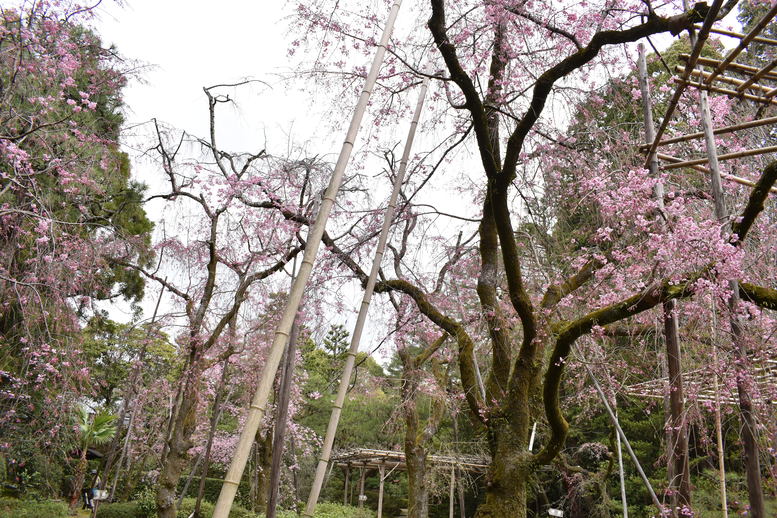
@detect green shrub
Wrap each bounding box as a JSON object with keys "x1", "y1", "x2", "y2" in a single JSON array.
[
  {"x1": 0, "y1": 497, "x2": 69, "y2": 518},
  {"x1": 256, "y1": 503, "x2": 375, "y2": 518},
  {"x1": 177, "y1": 497, "x2": 257, "y2": 518},
  {"x1": 177, "y1": 476, "x2": 252, "y2": 510},
  {"x1": 96, "y1": 501, "x2": 145, "y2": 518},
  {"x1": 315, "y1": 503, "x2": 376, "y2": 518}
]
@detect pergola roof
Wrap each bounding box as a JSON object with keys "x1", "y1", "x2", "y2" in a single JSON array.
[
  {"x1": 625, "y1": 358, "x2": 777, "y2": 405},
  {"x1": 331, "y1": 448, "x2": 489, "y2": 473}
]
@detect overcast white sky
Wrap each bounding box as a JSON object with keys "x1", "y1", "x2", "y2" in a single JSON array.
[{"x1": 95, "y1": 0, "x2": 322, "y2": 150}]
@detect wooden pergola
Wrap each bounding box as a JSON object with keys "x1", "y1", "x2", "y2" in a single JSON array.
[
  {"x1": 329, "y1": 448, "x2": 488, "y2": 518},
  {"x1": 625, "y1": 357, "x2": 777, "y2": 405}
]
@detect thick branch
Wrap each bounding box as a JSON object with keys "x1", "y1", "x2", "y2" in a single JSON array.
[
  {"x1": 732, "y1": 161, "x2": 777, "y2": 243},
  {"x1": 376, "y1": 279, "x2": 485, "y2": 421},
  {"x1": 534, "y1": 273, "x2": 701, "y2": 465},
  {"x1": 428, "y1": 0, "x2": 500, "y2": 178},
  {"x1": 501, "y1": 5, "x2": 710, "y2": 182},
  {"x1": 541, "y1": 259, "x2": 600, "y2": 309},
  {"x1": 739, "y1": 282, "x2": 777, "y2": 311}
]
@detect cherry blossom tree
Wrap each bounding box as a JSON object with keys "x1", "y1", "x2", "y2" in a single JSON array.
[
  {"x1": 0, "y1": 0, "x2": 152, "y2": 494},
  {"x1": 288, "y1": 1, "x2": 777, "y2": 516}
]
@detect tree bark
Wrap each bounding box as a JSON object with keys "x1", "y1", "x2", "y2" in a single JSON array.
[
  {"x1": 156, "y1": 354, "x2": 203, "y2": 518},
  {"x1": 69, "y1": 445, "x2": 89, "y2": 511},
  {"x1": 194, "y1": 358, "x2": 231, "y2": 518}
]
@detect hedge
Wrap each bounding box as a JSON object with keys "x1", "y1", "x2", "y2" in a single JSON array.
[{"x1": 0, "y1": 497, "x2": 69, "y2": 518}]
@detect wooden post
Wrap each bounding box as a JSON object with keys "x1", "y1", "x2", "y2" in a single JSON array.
[
  {"x1": 343, "y1": 465, "x2": 350, "y2": 506},
  {"x1": 212, "y1": 2, "x2": 404, "y2": 516},
  {"x1": 377, "y1": 465, "x2": 385, "y2": 518},
  {"x1": 711, "y1": 310, "x2": 729, "y2": 518},
  {"x1": 639, "y1": 42, "x2": 691, "y2": 513},
  {"x1": 615, "y1": 410, "x2": 628, "y2": 518},
  {"x1": 358, "y1": 466, "x2": 366, "y2": 508},
  {"x1": 449, "y1": 466, "x2": 455, "y2": 518},
  {"x1": 303, "y1": 69, "x2": 431, "y2": 517},
  {"x1": 692, "y1": 13, "x2": 766, "y2": 513}
]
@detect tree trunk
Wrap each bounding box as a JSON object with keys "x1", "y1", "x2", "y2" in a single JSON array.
[
  {"x1": 69, "y1": 446, "x2": 89, "y2": 511},
  {"x1": 156, "y1": 356, "x2": 203, "y2": 518},
  {"x1": 473, "y1": 471, "x2": 527, "y2": 518},
  {"x1": 254, "y1": 429, "x2": 273, "y2": 511},
  {"x1": 194, "y1": 358, "x2": 231, "y2": 518},
  {"x1": 664, "y1": 300, "x2": 691, "y2": 515}
]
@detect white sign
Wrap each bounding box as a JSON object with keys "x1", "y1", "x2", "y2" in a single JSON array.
[{"x1": 548, "y1": 509, "x2": 564, "y2": 517}]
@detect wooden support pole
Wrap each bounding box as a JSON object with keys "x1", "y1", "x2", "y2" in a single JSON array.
[
  {"x1": 704, "y1": 4, "x2": 777, "y2": 85},
  {"x1": 358, "y1": 467, "x2": 366, "y2": 508},
  {"x1": 644, "y1": 0, "x2": 724, "y2": 163},
  {"x1": 303, "y1": 70, "x2": 430, "y2": 517},
  {"x1": 266, "y1": 316, "x2": 300, "y2": 518},
  {"x1": 377, "y1": 465, "x2": 385, "y2": 518},
  {"x1": 449, "y1": 467, "x2": 455, "y2": 518},
  {"x1": 343, "y1": 465, "x2": 350, "y2": 506},
  {"x1": 640, "y1": 42, "x2": 691, "y2": 513},
  {"x1": 211, "y1": 2, "x2": 403, "y2": 517},
  {"x1": 698, "y1": 71, "x2": 766, "y2": 518}
]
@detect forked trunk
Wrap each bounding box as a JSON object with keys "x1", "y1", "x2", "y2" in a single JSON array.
[{"x1": 156, "y1": 361, "x2": 202, "y2": 518}]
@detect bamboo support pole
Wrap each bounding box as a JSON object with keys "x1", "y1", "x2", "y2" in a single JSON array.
[
  {"x1": 704, "y1": 4, "x2": 777, "y2": 85},
  {"x1": 698, "y1": 25, "x2": 777, "y2": 46},
  {"x1": 656, "y1": 152, "x2": 777, "y2": 193},
  {"x1": 528, "y1": 422, "x2": 537, "y2": 451},
  {"x1": 302, "y1": 73, "x2": 430, "y2": 517},
  {"x1": 639, "y1": 115, "x2": 777, "y2": 149},
  {"x1": 644, "y1": 0, "x2": 724, "y2": 163},
  {"x1": 211, "y1": 2, "x2": 403, "y2": 516},
  {"x1": 710, "y1": 310, "x2": 729, "y2": 518},
  {"x1": 660, "y1": 144, "x2": 777, "y2": 170},
  {"x1": 676, "y1": 75, "x2": 777, "y2": 103},
  {"x1": 680, "y1": 54, "x2": 777, "y2": 80}
]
